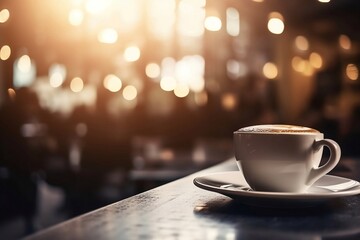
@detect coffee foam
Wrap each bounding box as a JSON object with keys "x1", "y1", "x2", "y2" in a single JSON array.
[{"x1": 235, "y1": 124, "x2": 319, "y2": 134}]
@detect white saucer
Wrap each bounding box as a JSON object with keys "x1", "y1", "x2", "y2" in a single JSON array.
[{"x1": 193, "y1": 171, "x2": 360, "y2": 207}]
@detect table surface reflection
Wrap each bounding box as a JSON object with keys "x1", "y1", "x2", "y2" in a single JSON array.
[{"x1": 25, "y1": 157, "x2": 360, "y2": 240}]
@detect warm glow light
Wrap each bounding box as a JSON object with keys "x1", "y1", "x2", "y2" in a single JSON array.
[
  {"x1": 0, "y1": 45, "x2": 11, "y2": 60},
  {"x1": 0, "y1": 9, "x2": 10, "y2": 23},
  {"x1": 161, "y1": 57, "x2": 176, "y2": 77},
  {"x1": 187, "y1": 0, "x2": 206, "y2": 7},
  {"x1": 339, "y1": 35, "x2": 351, "y2": 50},
  {"x1": 295, "y1": 36, "x2": 309, "y2": 51},
  {"x1": 268, "y1": 18, "x2": 284, "y2": 34},
  {"x1": 177, "y1": 0, "x2": 205, "y2": 37},
  {"x1": 346, "y1": 64, "x2": 359, "y2": 81},
  {"x1": 116, "y1": 0, "x2": 141, "y2": 32},
  {"x1": 7, "y1": 88, "x2": 16, "y2": 101},
  {"x1": 174, "y1": 84, "x2": 190, "y2": 98},
  {"x1": 292, "y1": 58, "x2": 314, "y2": 76},
  {"x1": 70, "y1": 77, "x2": 84, "y2": 92},
  {"x1": 18, "y1": 55, "x2": 32, "y2": 72},
  {"x1": 68, "y1": 9, "x2": 84, "y2": 26},
  {"x1": 226, "y1": 8, "x2": 240, "y2": 36},
  {"x1": 318, "y1": 0, "x2": 330, "y2": 3},
  {"x1": 309, "y1": 52, "x2": 323, "y2": 69},
  {"x1": 14, "y1": 55, "x2": 36, "y2": 88},
  {"x1": 175, "y1": 56, "x2": 193, "y2": 84},
  {"x1": 49, "y1": 64, "x2": 66, "y2": 88},
  {"x1": 227, "y1": 60, "x2": 248, "y2": 79},
  {"x1": 86, "y1": 0, "x2": 111, "y2": 14},
  {"x1": 263, "y1": 62, "x2": 278, "y2": 79},
  {"x1": 174, "y1": 55, "x2": 205, "y2": 93},
  {"x1": 146, "y1": 63, "x2": 161, "y2": 79},
  {"x1": 103, "y1": 74, "x2": 122, "y2": 92},
  {"x1": 148, "y1": 0, "x2": 176, "y2": 39},
  {"x1": 50, "y1": 73, "x2": 64, "y2": 88},
  {"x1": 188, "y1": 76, "x2": 205, "y2": 93},
  {"x1": 292, "y1": 56, "x2": 306, "y2": 72},
  {"x1": 123, "y1": 85, "x2": 137, "y2": 100},
  {"x1": 124, "y1": 46, "x2": 141, "y2": 62},
  {"x1": 302, "y1": 61, "x2": 314, "y2": 76},
  {"x1": 204, "y1": 16, "x2": 222, "y2": 31},
  {"x1": 267, "y1": 12, "x2": 284, "y2": 35},
  {"x1": 160, "y1": 76, "x2": 176, "y2": 91},
  {"x1": 98, "y1": 28, "x2": 118, "y2": 44},
  {"x1": 221, "y1": 93, "x2": 237, "y2": 111}
]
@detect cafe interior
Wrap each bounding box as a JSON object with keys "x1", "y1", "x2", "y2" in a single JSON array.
[{"x1": 0, "y1": 0, "x2": 360, "y2": 238}]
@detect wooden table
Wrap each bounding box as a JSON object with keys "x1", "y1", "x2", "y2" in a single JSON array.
[{"x1": 25, "y1": 158, "x2": 360, "y2": 239}]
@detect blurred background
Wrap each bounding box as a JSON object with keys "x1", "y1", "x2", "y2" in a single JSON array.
[{"x1": 0, "y1": 0, "x2": 360, "y2": 238}]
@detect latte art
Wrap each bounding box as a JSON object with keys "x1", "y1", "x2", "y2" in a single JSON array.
[{"x1": 236, "y1": 124, "x2": 319, "y2": 134}]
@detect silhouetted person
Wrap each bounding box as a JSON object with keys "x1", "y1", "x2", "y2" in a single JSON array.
[
  {"x1": 238, "y1": 73, "x2": 279, "y2": 126},
  {"x1": 65, "y1": 90, "x2": 132, "y2": 214},
  {"x1": 301, "y1": 56, "x2": 343, "y2": 140},
  {"x1": 0, "y1": 87, "x2": 42, "y2": 234}
]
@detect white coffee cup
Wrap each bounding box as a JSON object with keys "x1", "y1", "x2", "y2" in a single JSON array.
[{"x1": 233, "y1": 124, "x2": 341, "y2": 192}]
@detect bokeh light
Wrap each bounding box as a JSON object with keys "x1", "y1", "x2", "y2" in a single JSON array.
[
  {"x1": 86, "y1": 0, "x2": 112, "y2": 15},
  {"x1": 267, "y1": 12, "x2": 284, "y2": 35},
  {"x1": 18, "y1": 55, "x2": 32, "y2": 72},
  {"x1": 50, "y1": 73, "x2": 64, "y2": 88},
  {"x1": 227, "y1": 60, "x2": 248, "y2": 79},
  {"x1": 339, "y1": 34, "x2": 351, "y2": 50},
  {"x1": 0, "y1": 9, "x2": 10, "y2": 23},
  {"x1": 160, "y1": 76, "x2": 177, "y2": 91},
  {"x1": 221, "y1": 93, "x2": 237, "y2": 111},
  {"x1": 161, "y1": 57, "x2": 176, "y2": 77},
  {"x1": 295, "y1": 36, "x2": 309, "y2": 51},
  {"x1": 49, "y1": 64, "x2": 66, "y2": 88},
  {"x1": 98, "y1": 28, "x2": 118, "y2": 44},
  {"x1": 204, "y1": 16, "x2": 222, "y2": 31},
  {"x1": 123, "y1": 85, "x2": 137, "y2": 100},
  {"x1": 174, "y1": 55, "x2": 205, "y2": 93},
  {"x1": 309, "y1": 52, "x2": 323, "y2": 69},
  {"x1": 103, "y1": 74, "x2": 122, "y2": 92},
  {"x1": 291, "y1": 57, "x2": 314, "y2": 76},
  {"x1": 0, "y1": 45, "x2": 11, "y2": 60},
  {"x1": 174, "y1": 83, "x2": 190, "y2": 98},
  {"x1": 263, "y1": 62, "x2": 278, "y2": 79},
  {"x1": 177, "y1": 0, "x2": 205, "y2": 37},
  {"x1": 14, "y1": 55, "x2": 36, "y2": 88},
  {"x1": 188, "y1": 76, "x2": 205, "y2": 93},
  {"x1": 346, "y1": 64, "x2": 359, "y2": 81},
  {"x1": 7, "y1": 88, "x2": 16, "y2": 101},
  {"x1": 124, "y1": 46, "x2": 141, "y2": 62},
  {"x1": 302, "y1": 61, "x2": 314, "y2": 76},
  {"x1": 68, "y1": 9, "x2": 84, "y2": 26},
  {"x1": 292, "y1": 57, "x2": 314, "y2": 76},
  {"x1": 292, "y1": 56, "x2": 304, "y2": 72},
  {"x1": 226, "y1": 7, "x2": 240, "y2": 36},
  {"x1": 70, "y1": 77, "x2": 84, "y2": 93},
  {"x1": 146, "y1": 63, "x2": 161, "y2": 79},
  {"x1": 148, "y1": 0, "x2": 176, "y2": 39}
]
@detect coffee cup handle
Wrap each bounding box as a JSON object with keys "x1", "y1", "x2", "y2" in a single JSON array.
[{"x1": 306, "y1": 139, "x2": 341, "y2": 186}]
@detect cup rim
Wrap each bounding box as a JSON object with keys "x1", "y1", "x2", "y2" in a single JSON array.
[{"x1": 233, "y1": 124, "x2": 321, "y2": 135}]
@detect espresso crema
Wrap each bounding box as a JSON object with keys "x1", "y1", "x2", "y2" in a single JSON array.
[{"x1": 235, "y1": 124, "x2": 319, "y2": 134}]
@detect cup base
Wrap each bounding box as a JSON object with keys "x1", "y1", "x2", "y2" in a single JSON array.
[{"x1": 235, "y1": 160, "x2": 310, "y2": 193}]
